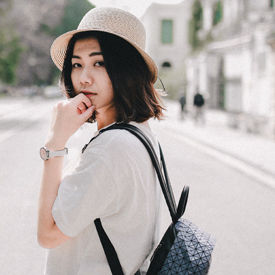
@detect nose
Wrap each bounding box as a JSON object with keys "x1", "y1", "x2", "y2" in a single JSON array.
[{"x1": 79, "y1": 67, "x2": 94, "y2": 85}]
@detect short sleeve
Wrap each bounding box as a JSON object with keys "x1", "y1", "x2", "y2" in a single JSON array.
[{"x1": 52, "y1": 148, "x2": 119, "y2": 237}]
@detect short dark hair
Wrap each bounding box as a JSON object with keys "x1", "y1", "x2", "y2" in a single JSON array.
[{"x1": 61, "y1": 31, "x2": 164, "y2": 123}]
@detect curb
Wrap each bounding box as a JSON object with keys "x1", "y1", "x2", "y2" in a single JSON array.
[{"x1": 158, "y1": 122, "x2": 275, "y2": 190}]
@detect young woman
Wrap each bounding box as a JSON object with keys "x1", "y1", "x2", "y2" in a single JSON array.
[{"x1": 38, "y1": 7, "x2": 164, "y2": 275}]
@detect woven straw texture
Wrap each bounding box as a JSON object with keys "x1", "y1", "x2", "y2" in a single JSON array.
[{"x1": 50, "y1": 7, "x2": 158, "y2": 82}]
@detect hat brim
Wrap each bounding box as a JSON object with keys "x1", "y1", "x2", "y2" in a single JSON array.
[{"x1": 50, "y1": 29, "x2": 158, "y2": 83}]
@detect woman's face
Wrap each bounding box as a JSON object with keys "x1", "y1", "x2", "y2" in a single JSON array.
[{"x1": 71, "y1": 37, "x2": 114, "y2": 113}]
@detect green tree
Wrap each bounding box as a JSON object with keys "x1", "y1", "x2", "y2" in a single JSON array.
[
  {"x1": 0, "y1": 31, "x2": 23, "y2": 84},
  {"x1": 188, "y1": 0, "x2": 203, "y2": 51},
  {"x1": 0, "y1": 0, "x2": 23, "y2": 85},
  {"x1": 40, "y1": 0, "x2": 94, "y2": 84},
  {"x1": 41, "y1": 0, "x2": 95, "y2": 37}
]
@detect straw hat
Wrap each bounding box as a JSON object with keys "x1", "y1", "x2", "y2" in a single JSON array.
[{"x1": 50, "y1": 7, "x2": 158, "y2": 82}]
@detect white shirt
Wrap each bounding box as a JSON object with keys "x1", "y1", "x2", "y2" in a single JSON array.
[{"x1": 45, "y1": 122, "x2": 160, "y2": 275}]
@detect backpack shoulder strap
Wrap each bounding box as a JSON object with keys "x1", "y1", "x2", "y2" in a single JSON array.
[
  {"x1": 99, "y1": 123, "x2": 177, "y2": 221},
  {"x1": 88, "y1": 123, "x2": 179, "y2": 275},
  {"x1": 94, "y1": 218, "x2": 124, "y2": 275}
]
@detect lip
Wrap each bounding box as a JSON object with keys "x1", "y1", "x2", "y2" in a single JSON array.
[
  {"x1": 82, "y1": 91, "x2": 97, "y2": 100},
  {"x1": 82, "y1": 91, "x2": 97, "y2": 96}
]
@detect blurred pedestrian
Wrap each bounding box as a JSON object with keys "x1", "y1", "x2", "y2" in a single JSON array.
[
  {"x1": 193, "y1": 91, "x2": 205, "y2": 124},
  {"x1": 178, "y1": 94, "x2": 186, "y2": 119},
  {"x1": 37, "y1": 7, "x2": 163, "y2": 275}
]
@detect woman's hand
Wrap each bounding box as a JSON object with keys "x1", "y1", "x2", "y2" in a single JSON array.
[{"x1": 46, "y1": 93, "x2": 95, "y2": 148}]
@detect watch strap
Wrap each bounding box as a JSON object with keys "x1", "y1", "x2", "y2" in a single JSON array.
[{"x1": 48, "y1": 148, "x2": 68, "y2": 158}]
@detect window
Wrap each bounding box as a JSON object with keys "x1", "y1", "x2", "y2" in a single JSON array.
[
  {"x1": 213, "y1": 1, "x2": 223, "y2": 26},
  {"x1": 188, "y1": 0, "x2": 203, "y2": 50},
  {"x1": 270, "y1": 0, "x2": 274, "y2": 8},
  {"x1": 162, "y1": 61, "x2": 172, "y2": 68},
  {"x1": 161, "y1": 19, "x2": 173, "y2": 44}
]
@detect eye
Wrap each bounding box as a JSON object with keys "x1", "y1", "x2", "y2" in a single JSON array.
[
  {"x1": 95, "y1": 61, "x2": 105, "y2": 67},
  {"x1": 72, "y1": 63, "x2": 81, "y2": 68}
]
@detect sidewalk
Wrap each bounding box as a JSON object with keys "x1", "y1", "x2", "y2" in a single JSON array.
[{"x1": 159, "y1": 100, "x2": 275, "y2": 188}]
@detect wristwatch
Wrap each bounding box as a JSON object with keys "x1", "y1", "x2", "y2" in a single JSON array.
[{"x1": 40, "y1": 146, "x2": 68, "y2": 160}]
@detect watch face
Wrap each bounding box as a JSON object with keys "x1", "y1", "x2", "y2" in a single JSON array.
[{"x1": 40, "y1": 147, "x2": 48, "y2": 160}]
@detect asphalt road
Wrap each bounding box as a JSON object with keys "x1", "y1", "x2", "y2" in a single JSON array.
[{"x1": 0, "y1": 96, "x2": 274, "y2": 275}]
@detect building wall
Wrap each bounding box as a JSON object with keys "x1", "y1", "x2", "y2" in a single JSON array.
[
  {"x1": 141, "y1": 1, "x2": 192, "y2": 70},
  {"x1": 247, "y1": 0, "x2": 271, "y2": 11},
  {"x1": 223, "y1": 0, "x2": 241, "y2": 26},
  {"x1": 142, "y1": 0, "x2": 275, "y2": 137},
  {"x1": 205, "y1": 0, "x2": 275, "y2": 136}
]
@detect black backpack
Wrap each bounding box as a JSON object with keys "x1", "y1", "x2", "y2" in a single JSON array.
[{"x1": 82, "y1": 123, "x2": 215, "y2": 275}]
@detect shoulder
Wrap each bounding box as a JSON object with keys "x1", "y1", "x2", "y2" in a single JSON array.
[
  {"x1": 99, "y1": 128, "x2": 143, "y2": 153},
  {"x1": 84, "y1": 128, "x2": 141, "y2": 157},
  {"x1": 84, "y1": 122, "x2": 158, "y2": 161}
]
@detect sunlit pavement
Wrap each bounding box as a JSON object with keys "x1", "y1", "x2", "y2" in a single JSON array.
[
  {"x1": 1, "y1": 95, "x2": 274, "y2": 190},
  {"x1": 151, "y1": 99, "x2": 275, "y2": 189},
  {"x1": 1, "y1": 96, "x2": 275, "y2": 275},
  {"x1": 1, "y1": 95, "x2": 274, "y2": 187}
]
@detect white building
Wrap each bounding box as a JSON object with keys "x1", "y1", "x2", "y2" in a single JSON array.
[
  {"x1": 201, "y1": 0, "x2": 275, "y2": 137},
  {"x1": 141, "y1": 1, "x2": 192, "y2": 70},
  {"x1": 142, "y1": 0, "x2": 275, "y2": 138}
]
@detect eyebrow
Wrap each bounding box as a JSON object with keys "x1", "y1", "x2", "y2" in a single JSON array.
[{"x1": 72, "y1": 52, "x2": 103, "y2": 59}]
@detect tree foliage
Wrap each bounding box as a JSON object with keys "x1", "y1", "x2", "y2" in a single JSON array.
[
  {"x1": 41, "y1": 0, "x2": 95, "y2": 37},
  {"x1": 0, "y1": 31, "x2": 23, "y2": 84},
  {"x1": 188, "y1": 0, "x2": 203, "y2": 51},
  {"x1": 39, "y1": 0, "x2": 94, "y2": 84},
  {"x1": 0, "y1": 0, "x2": 23, "y2": 84},
  {"x1": 0, "y1": 0, "x2": 94, "y2": 86}
]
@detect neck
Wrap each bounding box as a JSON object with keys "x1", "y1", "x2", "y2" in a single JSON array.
[{"x1": 96, "y1": 106, "x2": 117, "y2": 130}]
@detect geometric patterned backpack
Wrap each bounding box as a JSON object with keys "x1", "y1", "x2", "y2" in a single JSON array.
[
  {"x1": 169, "y1": 219, "x2": 215, "y2": 274},
  {"x1": 148, "y1": 212, "x2": 215, "y2": 274},
  {"x1": 83, "y1": 123, "x2": 215, "y2": 275}
]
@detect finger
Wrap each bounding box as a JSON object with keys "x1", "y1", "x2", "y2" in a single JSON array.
[
  {"x1": 80, "y1": 105, "x2": 95, "y2": 121},
  {"x1": 72, "y1": 93, "x2": 92, "y2": 108},
  {"x1": 77, "y1": 102, "x2": 87, "y2": 112}
]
